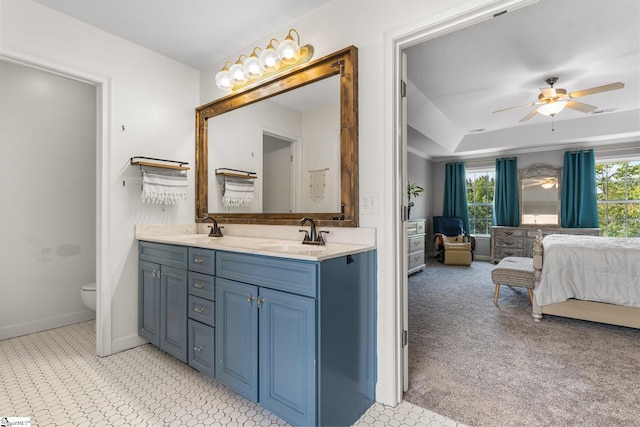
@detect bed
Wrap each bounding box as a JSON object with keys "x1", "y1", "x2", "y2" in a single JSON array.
[{"x1": 531, "y1": 230, "x2": 640, "y2": 328}]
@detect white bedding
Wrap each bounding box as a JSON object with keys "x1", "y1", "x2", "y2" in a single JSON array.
[{"x1": 534, "y1": 234, "x2": 640, "y2": 307}]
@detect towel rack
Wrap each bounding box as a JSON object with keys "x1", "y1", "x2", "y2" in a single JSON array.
[
  {"x1": 215, "y1": 168, "x2": 257, "y2": 179},
  {"x1": 130, "y1": 156, "x2": 190, "y2": 171}
]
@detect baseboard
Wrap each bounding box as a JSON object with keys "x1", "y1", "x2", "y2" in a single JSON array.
[
  {"x1": 110, "y1": 333, "x2": 147, "y2": 355},
  {"x1": 474, "y1": 255, "x2": 491, "y2": 262},
  {"x1": 0, "y1": 310, "x2": 96, "y2": 341}
]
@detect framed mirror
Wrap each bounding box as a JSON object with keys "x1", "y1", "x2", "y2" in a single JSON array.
[
  {"x1": 519, "y1": 165, "x2": 561, "y2": 226},
  {"x1": 195, "y1": 46, "x2": 358, "y2": 227}
]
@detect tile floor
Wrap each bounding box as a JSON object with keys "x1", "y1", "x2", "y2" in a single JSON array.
[{"x1": 0, "y1": 321, "x2": 466, "y2": 427}]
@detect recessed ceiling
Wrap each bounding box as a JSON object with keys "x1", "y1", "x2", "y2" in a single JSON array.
[
  {"x1": 33, "y1": 0, "x2": 331, "y2": 70},
  {"x1": 405, "y1": 0, "x2": 640, "y2": 159}
]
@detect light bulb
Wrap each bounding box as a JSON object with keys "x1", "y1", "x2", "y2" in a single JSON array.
[
  {"x1": 215, "y1": 67, "x2": 233, "y2": 90},
  {"x1": 243, "y1": 55, "x2": 263, "y2": 79},
  {"x1": 277, "y1": 34, "x2": 300, "y2": 64},
  {"x1": 229, "y1": 62, "x2": 248, "y2": 85},
  {"x1": 259, "y1": 42, "x2": 281, "y2": 72}
]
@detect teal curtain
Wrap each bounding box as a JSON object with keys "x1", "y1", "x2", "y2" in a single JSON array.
[
  {"x1": 493, "y1": 157, "x2": 520, "y2": 226},
  {"x1": 561, "y1": 149, "x2": 599, "y2": 228},
  {"x1": 443, "y1": 162, "x2": 471, "y2": 233}
]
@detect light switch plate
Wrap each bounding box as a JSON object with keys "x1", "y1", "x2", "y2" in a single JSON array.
[{"x1": 360, "y1": 192, "x2": 379, "y2": 214}]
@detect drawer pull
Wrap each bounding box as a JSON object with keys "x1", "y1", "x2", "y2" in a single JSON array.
[
  {"x1": 194, "y1": 307, "x2": 204, "y2": 314},
  {"x1": 194, "y1": 258, "x2": 204, "y2": 264},
  {"x1": 194, "y1": 283, "x2": 204, "y2": 289},
  {"x1": 504, "y1": 241, "x2": 514, "y2": 246},
  {"x1": 193, "y1": 346, "x2": 202, "y2": 352},
  {"x1": 504, "y1": 231, "x2": 513, "y2": 236}
]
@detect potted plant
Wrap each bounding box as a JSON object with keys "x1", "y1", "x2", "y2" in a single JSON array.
[{"x1": 407, "y1": 181, "x2": 424, "y2": 219}]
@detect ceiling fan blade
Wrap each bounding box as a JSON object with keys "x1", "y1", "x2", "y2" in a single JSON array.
[
  {"x1": 569, "y1": 82, "x2": 624, "y2": 98},
  {"x1": 519, "y1": 109, "x2": 538, "y2": 122},
  {"x1": 565, "y1": 100, "x2": 597, "y2": 113},
  {"x1": 492, "y1": 101, "x2": 536, "y2": 114},
  {"x1": 540, "y1": 87, "x2": 557, "y2": 98}
]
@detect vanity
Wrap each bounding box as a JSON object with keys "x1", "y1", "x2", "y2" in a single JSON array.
[{"x1": 136, "y1": 225, "x2": 376, "y2": 427}]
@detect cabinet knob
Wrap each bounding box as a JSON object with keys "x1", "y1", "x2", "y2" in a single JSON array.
[
  {"x1": 194, "y1": 307, "x2": 204, "y2": 314},
  {"x1": 247, "y1": 295, "x2": 255, "y2": 303},
  {"x1": 194, "y1": 283, "x2": 204, "y2": 289},
  {"x1": 257, "y1": 297, "x2": 265, "y2": 306},
  {"x1": 153, "y1": 270, "x2": 160, "y2": 278},
  {"x1": 193, "y1": 346, "x2": 202, "y2": 352}
]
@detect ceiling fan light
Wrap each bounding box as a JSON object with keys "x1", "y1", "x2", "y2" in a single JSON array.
[{"x1": 537, "y1": 101, "x2": 567, "y2": 116}]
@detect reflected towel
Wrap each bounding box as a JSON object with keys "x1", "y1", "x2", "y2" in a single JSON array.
[
  {"x1": 222, "y1": 176, "x2": 254, "y2": 207},
  {"x1": 141, "y1": 170, "x2": 187, "y2": 204}
]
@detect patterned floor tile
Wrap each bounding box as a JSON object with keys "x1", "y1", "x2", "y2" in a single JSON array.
[{"x1": 0, "y1": 321, "x2": 466, "y2": 426}]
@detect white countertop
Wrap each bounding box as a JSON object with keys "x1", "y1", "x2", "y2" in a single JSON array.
[{"x1": 135, "y1": 224, "x2": 376, "y2": 261}]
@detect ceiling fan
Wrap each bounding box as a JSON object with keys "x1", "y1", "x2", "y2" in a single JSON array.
[{"x1": 493, "y1": 77, "x2": 624, "y2": 122}]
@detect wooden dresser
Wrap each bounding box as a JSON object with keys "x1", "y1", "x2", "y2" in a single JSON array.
[
  {"x1": 490, "y1": 226, "x2": 601, "y2": 264},
  {"x1": 407, "y1": 219, "x2": 426, "y2": 274}
]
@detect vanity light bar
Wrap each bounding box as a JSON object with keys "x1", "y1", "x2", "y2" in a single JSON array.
[{"x1": 215, "y1": 29, "x2": 314, "y2": 92}]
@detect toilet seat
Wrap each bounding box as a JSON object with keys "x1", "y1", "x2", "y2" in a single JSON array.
[{"x1": 82, "y1": 283, "x2": 96, "y2": 292}]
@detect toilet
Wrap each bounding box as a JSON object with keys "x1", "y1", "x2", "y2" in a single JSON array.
[{"x1": 81, "y1": 283, "x2": 96, "y2": 310}]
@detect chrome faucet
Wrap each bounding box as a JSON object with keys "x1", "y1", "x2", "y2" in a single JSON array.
[
  {"x1": 201, "y1": 216, "x2": 224, "y2": 237},
  {"x1": 299, "y1": 217, "x2": 329, "y2": 245}
]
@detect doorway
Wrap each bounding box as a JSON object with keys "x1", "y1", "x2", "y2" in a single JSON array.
[
  {"x1": 261, "y1": 130, "x2": 300, "y2": 213},
  {"x1": 391, "y1": 0, "x2": 539, "y2": 401}
]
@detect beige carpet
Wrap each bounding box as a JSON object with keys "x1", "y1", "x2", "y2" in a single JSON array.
[{"x1": 404, "y1": 259, "x2": 640, "y2": 427}]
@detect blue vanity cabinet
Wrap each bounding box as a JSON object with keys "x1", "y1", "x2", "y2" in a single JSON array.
[
  {"x1": 138, "y1": 242, "x2": 189, "y2": 363},
  {"x1": 187, "y1": 247, "x2": 216, "y2": 378},
  {"x1": 215, "y1": 250, "x2": 376, "y2": 427}
]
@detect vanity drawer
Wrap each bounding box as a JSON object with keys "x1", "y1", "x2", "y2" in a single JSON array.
[
  {"x1": 188, "y1": 295, "x2": 215, "y2": 327},
  {"x1": 139, "y1": 241, "x2": 187, "y2": 269},
  {"x1": 408, "y1": 235, "x2": 425, "y2": 252},
  {"x1": 216, "y1": 251, "x2": 317, "y2": 297},
  {"x1": 188, "y1": 247, "x2": 215, "y2": 274},
  {"x1": 188, "y1": 272, "x2": 215, "y2": 300}
]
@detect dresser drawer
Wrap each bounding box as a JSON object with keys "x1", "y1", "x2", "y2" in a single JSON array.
[
  {"x1": 188, "y1": 319, "x2": 215, "y2": 378},
  {"x1": 493, "y1": 228, "x2": 525, "y2": 238},
  {"x1": 188, "y1": 271, "x2": 215, "y2": 300},
  {"x1": 188, "y1": 295, "x2": 215, "y2": 327},
  {"x1": 494, "y1": 237, "x2": 524, "y2": 249},
  {"x1": 216, "y1": 251, "x2": 317, "y2": 297},
  {"x1": 188, "y1": 247, "x2": 215, "y2": 274},
  {"x1": 495, "y1": 247, "x2": 525, "y2": 259},
  {"x1": 408, "y1": 251, "x2": 425, "y2": 271},
  {"x1": 408, "y1": 235, "x2": 425, "y2": 252}
]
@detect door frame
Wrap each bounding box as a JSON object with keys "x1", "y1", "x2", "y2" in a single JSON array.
[
  {"x1": 0, "y1": 48, "x2": 112, "y2": 356},
  {"x1": 259, "y1": 126, "x2": 301, "y2": 213},
  {"x1": 385, "y1": 0, "x2": 540, "y2": 404}
]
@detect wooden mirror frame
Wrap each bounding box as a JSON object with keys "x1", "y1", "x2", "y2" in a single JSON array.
[{"x1": 195, "y1": 46, "x2": 358, "y2": 227}]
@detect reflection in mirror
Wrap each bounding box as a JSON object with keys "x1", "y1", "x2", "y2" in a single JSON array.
[
  {"x1": 208, "y1": 76, "x2": 340, "y2": 214},
  {"x1": 519, "y1": 165, "x2": 561, "y2": 225},
  {"x1": 196, "y1": 46, "x2": 358, "y2": 227}
]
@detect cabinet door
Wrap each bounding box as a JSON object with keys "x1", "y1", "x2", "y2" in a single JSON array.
[
  {"x1": 160, "y1": 265, "x2": 188, "y2": 362},
  {"x1": 216, "y1": 278, "x2": 258, "y2": 401},
  {"x1": 138, "y1": 260, "x2": 160, "y2": 346},
  {"x1": 259, "y1": 288, "x2": 316, "y2": 427},
  {"x1": 188, "y1": 319, "x2": 215, "y2": 378}
]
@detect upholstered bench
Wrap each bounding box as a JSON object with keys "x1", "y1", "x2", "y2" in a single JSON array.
[{"x1": 491, "y1": 256, "x2": 535, "y2": 304}]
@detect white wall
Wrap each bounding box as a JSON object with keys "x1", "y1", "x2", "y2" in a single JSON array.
[
  {"x1": 0, "y1": 60, "x2": 96, "y2": 339},
  {"x1": 1, "y1": 0, "x2": 199, "y2": 352}
]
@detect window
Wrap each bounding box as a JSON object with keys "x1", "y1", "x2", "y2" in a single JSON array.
[
  {"x1": 596, "y1": 160, "x2": 640, "y2": 237},
  {"x1": 466, "y1": 170, "x2": 495, "y2": 235}
]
